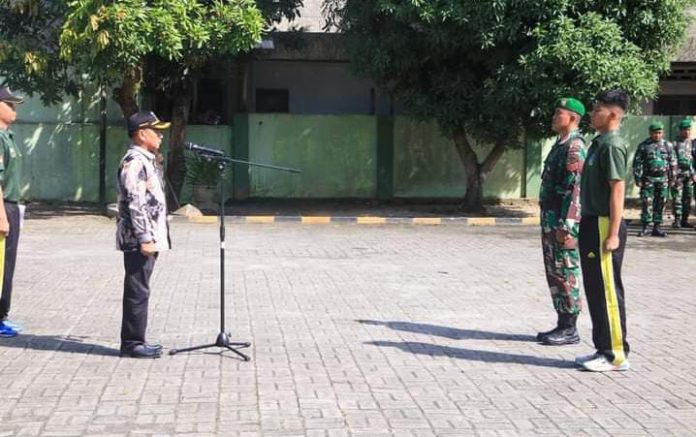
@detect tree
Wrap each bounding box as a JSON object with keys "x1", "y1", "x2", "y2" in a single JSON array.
[
  {"x1": 1, "y1": 0, "x2": 303, "y2": 203},
  {"x1": 324, "y1": 0, "x2": 693, "y2": 209},
  {"x1": 59, "y1": 0, "x2": 267, "y2": 203},
  {"x1": 0, "y1": 0, "x2": 76, "y2": 104}
]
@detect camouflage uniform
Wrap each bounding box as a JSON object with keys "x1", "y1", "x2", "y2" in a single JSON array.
[
  {"x1": 539, "y1": 131, "x2": 586, "y2": 316},
  {"x1": 632, "y1": 138, "x2": 676, "y2": 226},
  {"x1": 670, "y1": 137, "x2": 695, "y2": 224}
]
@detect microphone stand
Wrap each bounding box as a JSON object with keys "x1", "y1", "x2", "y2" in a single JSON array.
[{"x1": 169, "y1": 151, "x2": 300, "y2": 360}]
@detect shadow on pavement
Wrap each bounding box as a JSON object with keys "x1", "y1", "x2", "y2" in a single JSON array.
[
  {"x1": 0, "y1": 334, "x2": 120, "y2": 356},
  {"x1": 25, "y1": 203, "x2": 106, "y2": 220},
  {"x1": 357, "y1": 320, "x2": 537, "y2": 342},
  {"x1": 367, "y1": 341, "x2": 574, "y2": 369}
]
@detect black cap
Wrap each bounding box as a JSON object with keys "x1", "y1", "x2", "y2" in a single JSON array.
[
  {"x1": 127, "y1": 111, "x2": 171, "y2": 135},
  {"x1": 0, "y1": 86, "x2": 24, "y2": 104}
]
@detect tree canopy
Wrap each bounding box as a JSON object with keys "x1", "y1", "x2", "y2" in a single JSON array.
[
  {"x1": 1, "y1": 0, "x2": 303, "y2": 202},
  {"x1": 0, "y1": 0, "x2": 75, "y2": 103},
  {"x1": 324, "y1": 0, "x2": 693, "y2": 207}
]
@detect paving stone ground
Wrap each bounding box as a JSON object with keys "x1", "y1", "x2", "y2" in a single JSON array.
[{"x1": 0, "y1": 216, "x2": 695, "y2": 436}]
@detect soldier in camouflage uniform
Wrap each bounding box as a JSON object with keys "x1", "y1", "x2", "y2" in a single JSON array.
[
  {"x1": 632, "y1": 121, "x2": 676, "y2": 237},
  {"x1": 671, "y1": 119, "x2": 695, "y2": 228},
  {"x1": 537, "y1": 97, "x2": 586, "y2": 346}
]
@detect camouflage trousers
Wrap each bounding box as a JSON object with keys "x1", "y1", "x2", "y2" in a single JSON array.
[
  {"x1": 640, "y1": 179, "x2": 668, "y2": 225},
  {"x1": 670, "y1": 176, "x2": 694, "y2": 223},
  {"x1": 540, "y1": 210, "x2": 582, "y2": 315}
]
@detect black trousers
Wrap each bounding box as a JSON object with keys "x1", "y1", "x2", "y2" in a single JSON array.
[
  {"x1": 121, "y1": 251, "x2": 157, "y2": 350},
  {"x1": 578, "y1": 216, "x2": 630, "y2": 364},
  {"x1": 0, "y1": 202, "x2": 21, "y2": 320}
]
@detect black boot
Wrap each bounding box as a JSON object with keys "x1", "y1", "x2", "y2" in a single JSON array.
[
  {"x1": 672, "y1": 221, "x2": 682, "y2": 229},
  {"x1": 681, "y1": 220, "x2": 694, "y2": 228},
  {"x1": 637, "y1": 224, "x2": 649, "y2": 237},
  {"x1": 536, "y1": 318, "x2": 560, "y2": 342},
  {"x1": 537, "y1": 314, "x2": 562, "y2": 341},
  {"x1": 541, "y1": 314, "x2": 580, "y2": 345},
  {"x1": 652, "y1": 224, "x2": 667, "y2": 237}
]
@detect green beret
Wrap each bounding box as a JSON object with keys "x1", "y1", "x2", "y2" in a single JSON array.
[
  {"x1": 556, "y1": 97, "x2": 585, "y2": 117},
  {"x1": 679, "y1": 119, "x2": 692, "y2": 129},
  {"x1": 649, "y1": 121, "x2": 664, "y2": 132}
]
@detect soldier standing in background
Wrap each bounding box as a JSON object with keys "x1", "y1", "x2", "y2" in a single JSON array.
[
  {"x1": 537, "y1": 98, "x2": 586, "y2": 346},
  {"x1": 671, "y1": 119, "x2": 695, "y2": 228},
  {"x1": 632, "y1": 121, "x2": 675, "y2": 237}
]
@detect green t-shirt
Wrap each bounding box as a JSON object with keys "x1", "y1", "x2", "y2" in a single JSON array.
[
  {"x1": 0, "y1": 129, "x2": 22, "y2": 202},
  {"x1": 580, "y1": 130, "x2": 627, "y2": 217}
]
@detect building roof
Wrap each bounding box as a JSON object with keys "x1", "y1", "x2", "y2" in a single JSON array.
[
  {"x1": 675, "y1": 19, "x2": 696, "y2": 62},
  {"x1": 275, "y1": 0, "x2": 328, "y2": 32},
  {"x1": 275, "y1": 2, "x2": 696, "y2": 63}
]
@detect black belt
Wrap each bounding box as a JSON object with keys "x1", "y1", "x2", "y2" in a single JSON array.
[{"x1": 3, "y1": 200, "x2": 17, "y2": 204}]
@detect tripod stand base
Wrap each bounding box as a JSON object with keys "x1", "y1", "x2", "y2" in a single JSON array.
[{"x1": 169, "y1": 332, "x2": 251, "y2": 361}]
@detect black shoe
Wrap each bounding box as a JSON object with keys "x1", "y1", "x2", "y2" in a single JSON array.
[
  {"x1": 541, "y1": 327, "x2": 580, "y2": 345},
  {"x1": 652, "y1": 226, "x2": 667, "y2": 237},
  {"x1": 120, "y1": 344, "x2": 162, "y2": 359},
  {"x1": 637, "y1": 225, "x2": 649, "y2": 237},
  {"x1": 681, "y1": 221, "x2": 694, "y2": 229},
  {"x1": 536, "y1": 326, "x2": 558, "y2": 342},
  {"x1": 672, "y1": 221, "x2": 682, "y2": 229},
  {"x1": 146, "y1": 343, "x2": 163, "y2": 351}
]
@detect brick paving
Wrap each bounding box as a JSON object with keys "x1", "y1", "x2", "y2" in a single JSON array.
[{"x1": 0, "y1": 216, "x2": 695, "y2": 436}]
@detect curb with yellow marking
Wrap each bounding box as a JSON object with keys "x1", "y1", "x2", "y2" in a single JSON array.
[{"x1": 183, "y1": 215, "x2": 541, "y2": 226}]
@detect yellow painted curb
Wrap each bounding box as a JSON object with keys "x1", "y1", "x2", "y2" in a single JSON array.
[
  {"x1": 413, "y1": 217, "x2": 442, "y2": 225},
  {"x1": 357, "y1": 216, "x2": 387, "y2": 225},
  {"x1": 521, "y1": 217, "x2": 540, "y2": 225},
  {"x1": 468, "y1": 217, "x2": 496, "y2": 226},
  {"x1": 189, "y1": 216, "x2": 217, "y2": 224},
  {"x1": 246, "y1": 216, "x2": 275, "y2": 224},
  {"x1": 302, "y1": 216, "x2": 332, "y2": 224}
]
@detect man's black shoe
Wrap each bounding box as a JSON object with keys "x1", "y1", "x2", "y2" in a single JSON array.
[
  {"x1": 120, "y1": 344, "x2": 162, "y2": 359},
  {"x1": 541, "y1": 327, "x2": 580, "y2": 345},
  {"x1": 536, "y1": 327, "x2": 559, "y2": 342},
  {"x1": 651, "y1": 226, "x2": 667, "y2": 237},
  {"x1": 681, "y1": 221, "x2": 694, "y2": 228},
  {"x1": 637, "y1": 225, "x2": 649, "y2": 237},
  {"x1": 672, "y1": 221, "x2": 682, "y2": 229},
  {"x1": 146, "y1": 343, "x2": 163, "y2": 351}
]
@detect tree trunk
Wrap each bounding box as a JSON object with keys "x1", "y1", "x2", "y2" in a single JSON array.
[
  {"x1": 166, "y1": 84, "x2": 192, "y2": 208},
  {"x1": 112, "y1": 68, "x2": 141, "y2": 118},
  {"x1": 452, "y1": 128, "x2": 507, "y2": 211}
]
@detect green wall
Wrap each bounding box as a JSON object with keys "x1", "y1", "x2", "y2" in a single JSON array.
[
  {"x1": 246, "y1": 114, "x2": 377, "y2": 198},
  {"x1": 9, "y1": 91, "x2": 696, "y2": 203},
  {"x1": 392, "y1": 118, "x2": 523, "y2": 198}
]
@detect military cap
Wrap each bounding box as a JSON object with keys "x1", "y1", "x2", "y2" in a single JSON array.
[
  {"x1": 679, "y1": 119, "x2": 692, "y2": 130},
  {"x1": 649, "y1": 121, "x2": 664, "y2": 132},
  {"x1": 556, "y1": 97, "x2": 585, "y2": 117},
  {"x1": 127, "y1": 111, "x2": 171, "y2": 136}
]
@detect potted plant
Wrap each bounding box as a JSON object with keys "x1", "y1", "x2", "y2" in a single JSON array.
[{"x1": 184, "y1": 154, "x2": 226, "y2": 209}]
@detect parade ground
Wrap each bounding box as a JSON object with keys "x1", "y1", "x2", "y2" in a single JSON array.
[{"x1": 0, "y1": 214, "x2": 695, "y2": 436}]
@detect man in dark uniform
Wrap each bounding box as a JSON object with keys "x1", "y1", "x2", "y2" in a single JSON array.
[
  {"x1": 536, "y1": 97, "x2": 586, "y2": 346},
  {"x1": 0, "y1": 86, "x2": 24, "y2": 338},
  {"x1": 576, "y1": 90, "x2": 631, "y2": 372},
  {"x1": 632, "y1": 121, "x2": 675, "y2": 237}
]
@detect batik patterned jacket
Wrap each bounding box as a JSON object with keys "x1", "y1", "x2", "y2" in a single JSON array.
[{"x1": 116, "y1": 146, "x2": 170, "y2": 252}]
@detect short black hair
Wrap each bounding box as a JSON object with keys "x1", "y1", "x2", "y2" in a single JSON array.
[{"x1": 595, "y1": 89, "x2": 630, "y2": 111}]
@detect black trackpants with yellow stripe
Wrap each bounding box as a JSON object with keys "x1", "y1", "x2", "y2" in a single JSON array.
[{"x1": 578, "y1": 216, "x2": 630, "y2": 364}]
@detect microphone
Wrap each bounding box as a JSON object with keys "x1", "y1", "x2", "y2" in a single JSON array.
[{"x1": 184, "y1": 142, "x2": 225, "y2": 156}]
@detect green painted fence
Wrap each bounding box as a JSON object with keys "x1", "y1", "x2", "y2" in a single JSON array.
[{"x1": 9, "y1": 93, "x2": 694, "y2": 203}]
